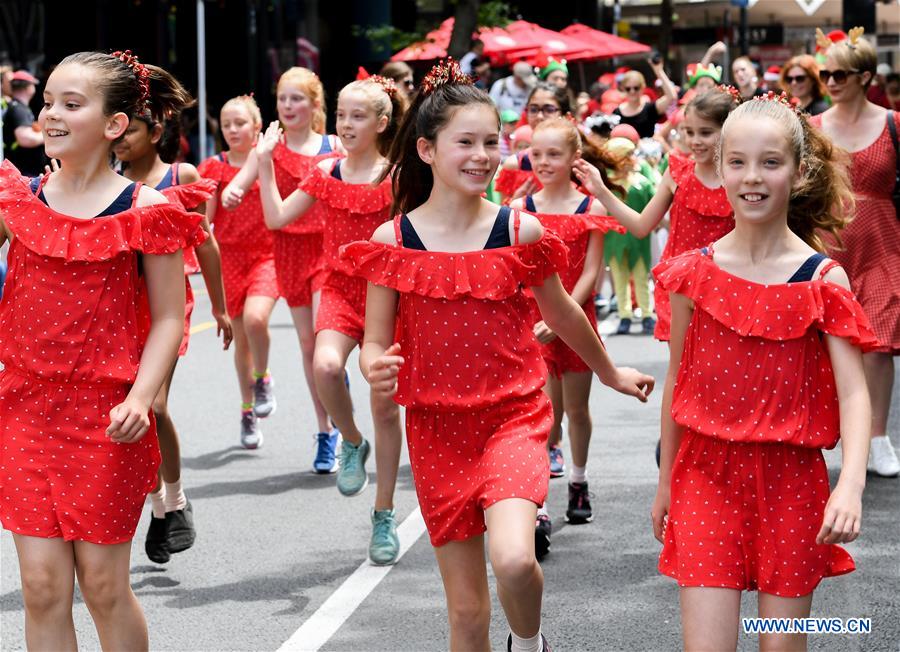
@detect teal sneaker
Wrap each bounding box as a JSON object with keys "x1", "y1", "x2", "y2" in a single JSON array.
[
  {"x1": 369, "y1": 508, "x2": 400, "y2": 566},
  {"x1": 337, "y1": 438, "x2": 370, "y2": 496}
]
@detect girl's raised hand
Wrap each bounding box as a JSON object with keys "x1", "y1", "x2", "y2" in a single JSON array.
[
  {"x1": 511, "y1": 176, "x2": 540, "y2": 202},
  {"x1": 573, "y1": 159, "x2": 607, "y2": 197},
  {"x1": 602, "y1": 366, "x2": 655, "y2": 403},
  {"x1": 367, "y1": 343, "x2": 404, "y2": 397},
  {"x1": 43, "y1": 158, "x2": 60, "y2": 175},
  {"x1": 533, "y1": 320, "x2": 557, "y2": 344},
  {"x1": 255, "y1": 121, "x2": 283, "y2": 161},
  {"x1": 220, "y1": 184, "x2": 245, "y2": 210},
  {"x1": 107, "y1": 397, "x2": 152, "y2": 443},
  {"x1": 816, "y1": 482, "x2": 863, "y2": 545}
]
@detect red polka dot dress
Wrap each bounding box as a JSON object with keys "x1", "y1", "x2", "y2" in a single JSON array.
[
  {"x1": 653, "y1": 156, "x2": 734, "y2": 341},
  {"x1": 199, "y1": 153, "x2": 279, "y2": 318},
  {"x1": 653, "y1": 247, "x2": 879, "y2": 597},
  {"x1": 299, "y1": 160, "x2": 392, "y2": 342},
  {"x1": 340, "y1": 210, "x2": 568, "y2": 546},
  {"x1": 0, "y1": 161, "x2": 207, "y2": 544},
  {"x1": 271, "y1": 138, "x2": 340, "y2": 307},
  {"x1": 810, "y1": 112, "x2": 900, "y2": 353},
  {"x1": 524, "y1": 195, "x2": 624, "y2": 377},
  {"x1": 494, "y1": 150, "x2": 542, "y2": 198},
  {"x1": 155, "y1": 163, "x2": 217, "y2": 356}
]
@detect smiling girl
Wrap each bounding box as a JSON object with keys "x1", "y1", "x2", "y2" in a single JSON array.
[{"x1": 0, "y1": 50, "x2": 204, "y2": 650}]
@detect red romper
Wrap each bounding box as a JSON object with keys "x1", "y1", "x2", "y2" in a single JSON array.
[
  {"x1": 0, "y1": 161, "x2": 206, "y2": 544},
  {"x1": 299, "y1": 160, "x2": 392, "y2": 342},
  {"x1": 199, "y1": 153, "x2": 279, "y2": 318},
  {"x1": 810, "y1": 112, "x2": 900, "y2": 353},
  {"x1": 155, "y1": 163, "x2": 217, "y2": 356},
  {"x1": 653, "y1": 155, "x2": 734, "y2": 341},
  {"x1": 341, "y1": 209, "x2": 568, "y2": 546},
  {"x1": 271, "y1": 137, "x2": 340, "y2": 308},
  {"x1": 494, "y1": 150, "x2": 542, "y2": 199},
  {"x1": 523, "y1": 194, "x2": 624, "y2": 377},
  {"x1": 653, "y1": 247, "x2": 879, "y2": 597}
]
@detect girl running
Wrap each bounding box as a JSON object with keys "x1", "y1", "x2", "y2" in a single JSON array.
[
  {"x1": 575, "y1": 86, "x2": 738, "y2": 341},
  {"x1": 222, "y1": 67, "x2": 342, "y2": 462},
  {"x1": 256, "y1": 76, "x2": 407, "y2": 565},
  {"x1": 113, "y1": 71, "x2": 232, "y2": 565},
  {"x1": 652, "y1": 94, "x2": 875, "y2": 651},
  {"x1": 343, "y1": 60, "x2": 654, "y2": 652},
  {"x1": 198, "y1": 95, "x2": 279, "y2": 449},
  {"x1": 510, "y1": 117, "x2": 625, "y2": 558},
  {"x1": 0, "y1": 50, "x2": 205, "y2": 651}
]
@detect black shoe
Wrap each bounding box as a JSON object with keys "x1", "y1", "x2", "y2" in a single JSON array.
[
  {"x1": 145, "y1": 514, "x2": 170, "y2": 564},
  {"x1": 641, "y1": 316, "x2": 656, "y2": 335},
  {"x1": 616, "y1": 317, "x2": 632, "y2": 335},
  {"x1": 507, "y1": 633, "x2": 552, "y2": 651},
  {"x1": 534, "y1": 514, "x2": 551, "y2": 561},
  {"x1": 565, "y1": 481, "x2": 593, "y2": 524},
  {"x1": 166, "y1": 501, "x2": 196, "y2": 554}
]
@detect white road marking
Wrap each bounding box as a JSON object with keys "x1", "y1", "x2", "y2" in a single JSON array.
[{"x1": 277, "y1": 507, "x2": 428, "y2": 652}]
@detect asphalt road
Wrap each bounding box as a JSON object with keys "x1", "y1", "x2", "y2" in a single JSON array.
[{"x1": 2, "y1": 279, "x2": 899, "y2": 651}]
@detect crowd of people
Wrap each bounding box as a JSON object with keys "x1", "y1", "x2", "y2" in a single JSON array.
[{"x1": 0, "y1": 22, "x2": 897, "y2": 652}]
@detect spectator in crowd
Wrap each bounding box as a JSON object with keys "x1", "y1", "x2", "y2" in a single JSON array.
[
  {"x1": 779, "y1": 54, "x2": 829, "y2": 115},
  {"x1": 379, "y1": 61, "x2": 416, "y2": 98},
  {"x1": 731, "y1": 56, "x2": 764, "y2": 99},
  {"x1": 884, "y1": 72, "x2": 900, "y2": 111},
  {"x1": 458, "y1": 39, "x2": 484, "y2": 76},
  {"x1": 2, "y1": 70, "x2": 45, "y2": 175},
  {"x1": 490, "y1": 61, "x2": 537, "y2": 114},
  {"x1": 471, "y1": 57, "x2": 492, "y2": 90},
  {"x1": 613, "y1": 60, "x2": 677, "y2": 139},
  {"x1": 867, "y1": 62, "x2": 894, "y2": 109},
  {"x1": 539, "y1": 58, "x2": 568, "y2": 88}
]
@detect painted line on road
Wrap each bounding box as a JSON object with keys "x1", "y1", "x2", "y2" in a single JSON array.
[
  {"x1": 189, "y1": 320, "x2": 216, "y2": 335},
  {"x1": 277, "y1": 507, "x2": 427, "y2": 652}
]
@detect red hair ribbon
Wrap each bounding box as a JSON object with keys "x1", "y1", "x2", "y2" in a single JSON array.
[
  {"x1": 422, "y1": 58, "x2": 472, "y2": 96},
  {"x1": 356, "y1": 66, "x2": 370, "y2": 81},
  {"x1": 111, "y1": 50, "x2": 150, "y2": 112}
]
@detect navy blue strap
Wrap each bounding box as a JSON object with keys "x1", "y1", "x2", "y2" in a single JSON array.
[
  {"x1": 399, "y1": 214, "x2": 428, "y2": 250},
  {"x1": 484, "y1": 206, "x2": 512, "y2": 249},
  {"x1": 331, "y1": 159, "x2": 342, "y2": 180},
  {"x1": 574, "y1": 195, "x2": 590, "y2": 214},
  {"x1": 520, "y1": 153, "x2": 532, "y2": 171},
  {"x1": 524, "y1": 195, "x2": 536, "y2": 212},
  {"x1": 318, "y1": 135, "x2": 333, "y2": 155},
  {"x1": 786, "y1": 253, "x2": 828, "y2": 283},
  {"x1": 154, "y1": 166, "x2": 174, "y2": 191},
  {"x1": 29, "y1": 176, "x2": 41, "y2": 194}
]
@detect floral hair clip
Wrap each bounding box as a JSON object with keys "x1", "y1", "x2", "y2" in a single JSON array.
[
  {"x1": 755, "y1": 90, "x2": 803, "y2": 116},
  {"x1": 422, "y1": 58, "x2": 472, "y2": 96},
  {"x1": 369, "y1": 75, "x2": 399, "y2": 98},
  {"x1": 111, "y1": 50, "x2": 150, "y2": 111},
  {"x1": 584, "y1": 113, "x2": 621, "y2": 131},
  {"x1": 717, "y1": 84, "x2": 742, "y2": 104}
]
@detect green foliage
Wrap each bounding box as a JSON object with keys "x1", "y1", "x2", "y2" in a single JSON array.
[
  {"x1": 475, "y1": 1, "x2": 516, "y2": 27},
  {"x1": 351, "y1": 24, "x2": 426, "y2": 53}
]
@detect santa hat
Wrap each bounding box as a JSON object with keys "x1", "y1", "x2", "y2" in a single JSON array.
[{"x1": 763, "y1": 65, "x2": 781, "y2": 83}]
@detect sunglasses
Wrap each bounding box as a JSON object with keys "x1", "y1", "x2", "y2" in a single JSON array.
[
  {"x1": 819, "y1": 69, "x2": 859, "y2": 84},
  {"x1": 784, "y1": 74, "x2": 808, "y2": 84},
  {"x1": 623, "y1": 86, "x2": 641, "y2": 92},
  {"x1": 526, "y1": 104, "x2": 560, "y2": 115},
  {"x1": 402, "y1": 79, "x2": 415, "y2": 88}
]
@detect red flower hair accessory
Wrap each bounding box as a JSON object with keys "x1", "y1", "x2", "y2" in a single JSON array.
[
  {"x1": 111, "y1": 50, "x2": 150, "y2": 112},
  {"x1": 754, "y1": 90, "x2": 803, "y2": 116},
  {"x1": 716, "y1": 84, "x2": 742, "y2": 105},
  {"x1": 422, "y1": 58, "x2": 472, "y2": 96},
  {"x1": 369, "y1": 75, "x2": 398, "y2": 98}
]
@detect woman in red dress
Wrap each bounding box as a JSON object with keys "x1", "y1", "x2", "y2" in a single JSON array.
[
  {"x1": 810, "y1": 32, "x2": 900, "y2": 477},
  {"x1": 652, "y1": 96, "x2": 874, "y2": 651},
  {"x1": 199, "y1": 95, "x2": 279, "y2": 449},
  {"x1": 345, "y1": 61, "x2": 653, "y2": 652},
  {"x1": 0, "y1": 51, "x2": 203, "y2": 651}
]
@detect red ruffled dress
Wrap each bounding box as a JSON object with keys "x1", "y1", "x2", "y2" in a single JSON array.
[
  {"x1": 340, "y1": 211, "x2": 568, "y2": 546},
  {"x1": 654, "y1": 247, "x2": 879, "y2": 597},
  {"x1": 299, "y1": 160, "x2": 392, "y2": 342},
  {"x1": 0, "y1": 161, "x2": 206, "y2": 544},
  {"x1": 155, "y1": 162, "x2": 217, "y2": 355},
  {"x1": 199, "y1": 153, "x2": 279, "y2": 318},
  {"x1": 494, "y1": 150, "x2": 542, "y2": 199},
  {"x1": 271, "y1": 137, "x2": 340, "y2": 307},
  {"x1": 524, "y1": 195, "x2": 624, "y2": 377},
  {"x1": 653, "y1": 156, "x2": 734, "y2": 341},
  {"x1": 810, "y1": 112, "x2": 900, "y2": 353}
]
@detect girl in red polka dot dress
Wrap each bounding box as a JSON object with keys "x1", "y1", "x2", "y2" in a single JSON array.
[
  {"x1": 198, "y1": 95, "x2": 279, "y2": 449},
  {"x1": 575, "y1": 86, "x2": 739, "y2": 341},
  {"x1": 0, "y1": 51, "x2": 204, "y2": 651},
  {"x1": 510, "y1": 117, "x2": 625, "y2": 555},
  {"x1": 222, "y1": 67, "x2": 342, "y2": 442},
  {"x1": 343, "y1": 61, "x2": 654, "y2": 652},
  {"x1": 113, "y1": 72, "x2": 232, "y2": 566},
  {"x1": 257, "y1": 76, "x2": 407, "y2": 564},
  {"x1": 650, "y1": 96, "x2": 877, "y2": 651}
]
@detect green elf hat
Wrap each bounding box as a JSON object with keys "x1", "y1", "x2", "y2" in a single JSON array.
[
  {"x1": 539, "y1": 59, "x2": 569, "y2": 81},
  {"x1": 687, "y1": 63, "x2": 722, "y2": 88}
]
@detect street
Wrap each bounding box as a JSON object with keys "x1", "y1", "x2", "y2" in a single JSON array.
[{"x1": 2, "y1": 279, "x2": 899, "y2": 651}]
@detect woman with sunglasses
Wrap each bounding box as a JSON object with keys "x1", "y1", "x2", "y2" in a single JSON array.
[
  {"x1": 779, "y1": 54, "x2": 829, "y2": 115},
  {"x1": 613, "y1": 61, "x2": 678, "y2": 140},
  {"x1": 810, "y1": 31, "x2": 900, "y2": 479},
  {"x1": 378, "y1": 61, "x2": 415, "y2": 99}
]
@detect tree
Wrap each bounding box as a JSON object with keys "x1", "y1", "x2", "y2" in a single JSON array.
[{"x1": 448, "y1": 0, "x2": 480, "y2": 59}]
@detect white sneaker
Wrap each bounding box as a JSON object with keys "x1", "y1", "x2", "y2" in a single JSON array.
[
  {"x1": 868, "y1": 436, "x2": 900, "y2": 477},
  {"x1": 240, "y1": 410, "x2": 263, "y2": 450}
]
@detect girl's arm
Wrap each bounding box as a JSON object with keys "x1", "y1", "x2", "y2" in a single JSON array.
[
  {"x1": 569, "y1": 229, "x2": 603, "y2": 307},
  {"x1": 574, "y1": 159, "x2": 675, "y2": 238},
  {"x1": 221, "y1": 150, "x2": 259, "y2": 210},
  {"x1": 193, "y1": 213, "x2": 233, "y2": 349},
  {"x1": 651, "y1": 291, "x2": 691, "y2": 542},
  {"x1": 651, "y1": 60, "x2": 678, "y2": 115},
  {"x1": 817, "y1": 268, "x2": 871, "y2": 545},
  {"x1": 256, "y1": 121, "x2": 317, "y2": 230}
]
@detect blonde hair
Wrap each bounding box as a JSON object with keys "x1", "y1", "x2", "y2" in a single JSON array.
[
  {"x1": 277, "y1": 67, "x2": 326, "y2": 133},
  {"x1": 620, "y1": 70, "x2": 646, "y2": 90},
  {"x1": 221, "y1": 94, "x2": 262, "y2": 127},
  {"x1": 338, "y1": 79, "x2": 408, "y2": 155},
  {"x1": 718, "y1": 99, "x2": 854, "y2": 251},
  {"x1": 533, "y1": 117, "x2": 626, "y2": 195},
  {"x1": 827, "y1": 36, "x2": 878, "y2": 88}
]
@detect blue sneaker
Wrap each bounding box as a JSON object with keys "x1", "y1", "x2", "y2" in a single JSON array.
[
  {"x1": 337, "y1": 438, "x2": 370, "y2": 496},
  {"x1": 369, "y1": 509, "x2": 400, "y2": 565},
  {"x1": 549, "y1": 445, "x2": 565, "y2": 478},
  {"x1": 313, "y1": 429, "x2": 339, "y2": 474}
]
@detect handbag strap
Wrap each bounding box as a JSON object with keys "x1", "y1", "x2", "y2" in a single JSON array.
[{"x1": 888, "y1": 110, "x2": 899, "y2": 221}]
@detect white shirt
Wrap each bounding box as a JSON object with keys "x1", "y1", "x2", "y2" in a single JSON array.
[{"x1": 489, "y1": 76, "x2": 531, "y2": 114}]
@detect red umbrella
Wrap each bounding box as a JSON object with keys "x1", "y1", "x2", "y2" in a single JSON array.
[
  {"x1": 497, "y1": 20, "x2": 599, "y2": 63},
  {"x1": 391, "y1": 19, "x2": 553, "y2": 64},
  {"x1": 560, "y1": 24, "x2": 651, "y2": 59}
]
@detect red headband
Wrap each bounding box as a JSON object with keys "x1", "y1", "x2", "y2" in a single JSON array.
[
  {"x1": 716, "y1": 84, "x2": 742, "y2": 104},
  {"x1": 111, "y1": 50, "x2": 150, "y2": 112},
  {"x1": 754, "y1": 90, "x2": 803, "y2": 115},
  {"x1": 422, "y1": 58, "x2": 472, "y2": 96}
]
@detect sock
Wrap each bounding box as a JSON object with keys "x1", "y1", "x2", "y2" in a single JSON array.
[
  {"x1": 510, "y1": 629, "x2": 542, "y2": 652},
  {"x1": 241, "y1": 402, "x2": 254, "y2": 412},
  {"x1": 570, "y1": 464, "x2": 587, "y2": 484},
  {"x1": 252, "y1": 369, "x2": 270, "y2": 380},
  {"x1": 536, "y1": 504, "x2": 549, "y2": 518},
  {"x1": 149, "y1": 486, "x2": 166, "y2": 519},
  {"x1": 164, "y1": 480, "x2": 187, "y2": 512}
]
